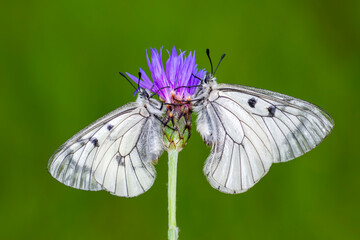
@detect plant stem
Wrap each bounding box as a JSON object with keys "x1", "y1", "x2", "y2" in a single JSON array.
[{"x1": 168, "y1": 150, "x2": 179, "y2": 240}]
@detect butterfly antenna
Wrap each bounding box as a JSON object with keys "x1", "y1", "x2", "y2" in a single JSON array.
[
  {"x1": 206, "y1": 48, "x2": 213, "y2": 74},
  {"x1": 137, "y1": 72, "x2": 142, "y2": 91},
  {"x1": 119, "y1": 72, "x2": 137, "y2": 90},
  {"x1": 214, "y1": 53, "x2": 226, "y2": 75},
  {"x1": 192, "y1": 73, "x2": 202, "y2": 81},
  {"x1": 174, "y1": 84, "x2": 201, "y2": 91}
]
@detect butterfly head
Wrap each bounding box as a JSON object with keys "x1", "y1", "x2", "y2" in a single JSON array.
[
  {"x1": 138, "y1": 87, "x2": 150, "y2": 99},
  {"x1": 203, "y1": 72, "x2": 217, "y2": 85}
]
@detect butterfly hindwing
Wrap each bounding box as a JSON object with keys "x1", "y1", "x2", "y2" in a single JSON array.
[
  {"x1": 48, "y1": 98, "x2": 164, "y2": 197},
  {"x1": 196, "y1": 88, "x2": 273, "y2": 193}
]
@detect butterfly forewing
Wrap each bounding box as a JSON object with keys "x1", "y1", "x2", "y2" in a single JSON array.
[
  {"x1": 48, "y1": 97, "x2": 164, "y2": 197},
  {"x1": 217, "y1": 84, "x2": 334, "y2": 162},
  {"x1": 195, "y1": 82, "x2": 334, "y2": 194}
]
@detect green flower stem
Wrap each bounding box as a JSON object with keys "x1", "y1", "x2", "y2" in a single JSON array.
[{"x1": 168, "y1": 150, "x2": 179, "y2": 240}]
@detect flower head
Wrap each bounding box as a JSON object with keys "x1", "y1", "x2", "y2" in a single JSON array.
[{"x1": 127, "y1": 47, "x2": 205, "y2": 103}]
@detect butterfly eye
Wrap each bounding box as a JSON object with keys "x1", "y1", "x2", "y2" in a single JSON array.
[
  {"x1": 204, "y1": 72, "x2": 213, "y2": 84},
  {"x1": 139, "y1": 88, "x2": 149, "y2": 99},
  {"x1": 144, "y1": 90, "x2": 150, "y2": 99}
]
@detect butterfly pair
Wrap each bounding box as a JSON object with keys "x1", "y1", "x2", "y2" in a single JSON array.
[{"x1": 48, "y1": 53, "x2": 334, "y2": 197}]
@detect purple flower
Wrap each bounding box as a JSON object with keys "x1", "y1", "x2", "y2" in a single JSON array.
[{"x1": 127, "y1": 47, "x2": 206, "y2": 103}]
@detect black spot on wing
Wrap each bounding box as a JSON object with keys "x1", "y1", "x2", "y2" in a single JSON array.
[
  {"x1": 268, "y1": 106, "x2": 276, "y2": 117},
  {"x1": 248, "y1": 98, "x2": 257, "y2": 108},
  {"x1": 91, "y1": 138, "x2": 99, "y2": 147},
  {"x1": 107, "y1": 124, "x2": 113, "y2": 131}
]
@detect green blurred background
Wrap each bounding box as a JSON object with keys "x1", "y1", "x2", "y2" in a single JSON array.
[{"x1": 1, "y1": 0, "x2": 359, "y2": 239}]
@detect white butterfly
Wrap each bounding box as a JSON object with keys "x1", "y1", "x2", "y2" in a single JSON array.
[
  {"x1": 194, "y1": 71, "x2": 334, "y2": 194},
  {"x1": 47, "y1": 88, "x2": 165, "y2": 197}
]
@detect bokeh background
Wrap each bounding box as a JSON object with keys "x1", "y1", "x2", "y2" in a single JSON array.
[{"x1": 1, "y1": 0, "x2": 359, "y2": 239}]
